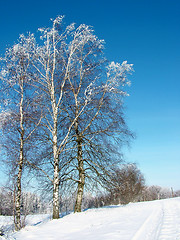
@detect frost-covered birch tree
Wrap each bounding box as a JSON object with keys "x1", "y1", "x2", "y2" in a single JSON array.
[
  {"x1": 58, "y1": 24, "x2": 133, "y2": 212},
  {"x1": 0, "y1": 34, "x2": 41, "y2": 230},
  {"x1": 31, "y1": 16, "x2": 95, "y2": 219}
]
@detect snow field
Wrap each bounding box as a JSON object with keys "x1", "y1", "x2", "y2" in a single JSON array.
[{"x1": 1, "y1": 197, "x2": 180, "y2": 240}]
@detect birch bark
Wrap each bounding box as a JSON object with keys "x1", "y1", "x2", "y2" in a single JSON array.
[
  {"x1": 15, "y1": 81, "x2": 24, "y2": 230},
  {"x1": 74, "y1": 117, "x2": 85, "y2": 212}
]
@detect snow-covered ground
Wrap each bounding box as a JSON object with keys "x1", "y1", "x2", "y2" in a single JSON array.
[{"x1": 1, "y1": 197, "x2": 180, "y2": 240}]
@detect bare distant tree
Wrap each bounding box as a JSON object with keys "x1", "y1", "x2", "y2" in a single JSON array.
[
  {"x1": 174, "y1": 190, "x2": 180, "y2": 197},
  {"x1": 142, "y1": 185, "x2": 172, "y2": 201},
  {"x1": 107, "y1": 164, "x2": 145, "y2": 205}
]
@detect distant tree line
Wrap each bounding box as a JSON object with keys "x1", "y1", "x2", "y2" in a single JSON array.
[
  {"x1": 0, "y1": 188, "x2": 50, "y2": 216},
  {"x1": 1, "y1": 175, "x2": 179, "y2": 218}
]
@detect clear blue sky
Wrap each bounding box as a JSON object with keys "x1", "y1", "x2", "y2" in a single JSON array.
[{"x1": 0, "y1": 0, "x2": 180, "y2": 190}]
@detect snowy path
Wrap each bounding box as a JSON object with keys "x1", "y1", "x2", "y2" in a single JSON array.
[
  {"x1": 131, "y1": 198, "x2": 180, "y2": 240},
  {"x1": 158, "y1": 199, "x2": 180, "y2": 239},
  {"x1": 3, "y1": 197, "x2": 180, "y2": 240}
]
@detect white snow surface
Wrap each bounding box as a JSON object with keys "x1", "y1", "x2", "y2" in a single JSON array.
[{"x1": 2, "y1": 197, "x2": 180, "y2": 240}]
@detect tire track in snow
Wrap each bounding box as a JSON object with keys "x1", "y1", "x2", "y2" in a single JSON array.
[
  {"x1": 131, "y1": 198, "x2": 180, "y2": 240},
  {"x1": 158, "y1": 199, "x2": 180, "y2": 240},
  {"x1": 131, "y1": 202, "x2": 163, "y2": 240}
]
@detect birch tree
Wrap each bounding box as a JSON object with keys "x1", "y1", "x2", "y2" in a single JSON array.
[
  {"x1": 31, "y1": 16, "x2": 94, "y2": 219},
  {"x1": 58, "y1": 25, "x2": 133, "y2": 212},
  {"x1": 0, "y1": 34, "x2": 41, "y2": 230}
]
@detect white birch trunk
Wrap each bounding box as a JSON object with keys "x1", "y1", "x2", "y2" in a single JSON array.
[
  {"x1": 51, "y1": 51, "x2": 60, "y2": 218},
  {"x1": 52, "y1": 111, "x2": 60, "y2": 219},
  {"x1": 15, "y1": 85, "x2": 24, "y2": 231}
]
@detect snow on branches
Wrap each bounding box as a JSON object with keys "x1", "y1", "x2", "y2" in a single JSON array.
[
  {"x1": 0, "y1": 15, "x2": 134, "y2": 220},
  {"x1": 105, "y1": 61, "x2": 133, "y2": 95}
]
